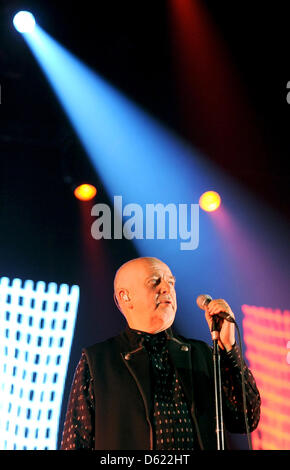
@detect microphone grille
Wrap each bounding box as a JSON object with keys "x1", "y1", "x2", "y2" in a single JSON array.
[{"x1": 196, "y1": 294, "x2": 212, "y2": 310}]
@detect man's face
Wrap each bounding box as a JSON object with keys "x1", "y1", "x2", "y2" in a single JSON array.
[{"x1": 117, "y1": 258, "x2": 177, "y2": 333}]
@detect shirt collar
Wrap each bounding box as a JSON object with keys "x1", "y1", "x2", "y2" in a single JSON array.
[{"x1": 122, "y1": 325, "x2": 174, "y2": 349}]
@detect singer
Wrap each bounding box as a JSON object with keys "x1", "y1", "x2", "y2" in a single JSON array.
[{"x1": 61, "y1": 257, "x2": 260, "y2": 450}]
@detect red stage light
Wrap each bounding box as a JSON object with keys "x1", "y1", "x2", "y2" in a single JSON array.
[
  {"x1": 74, "y1": 183, "x2": 97, "y2": 201},
  {"x1": 199, "y1": 191, "x2": 221, "y2": 212}
]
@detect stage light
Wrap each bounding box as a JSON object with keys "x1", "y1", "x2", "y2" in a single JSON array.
[
  {"x1": 13, "y1": 11, "x2": 36, "y2": 33},
  {"x1": 74, "y1": 183, "x2": 97, "y2": 201},
  {"x1": 199, "y1": 190, "x2": 221, "y2": 212},
  {"x1": 20, "y1": 24, "x2": 290, "y2": 354}
]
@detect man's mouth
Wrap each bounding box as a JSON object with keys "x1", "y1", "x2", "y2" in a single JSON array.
[{"x1": 156, "y1": 299, "x2": 172, "y2": 307}]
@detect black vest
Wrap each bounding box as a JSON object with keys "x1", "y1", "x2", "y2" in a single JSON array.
[{"x1": 83, "y1": 327, "x2": 217, "y2": 450}]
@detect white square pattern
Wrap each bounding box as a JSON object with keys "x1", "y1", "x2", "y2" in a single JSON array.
[{"x1": 0, "y1": 277, "x2": 80, "y2": 449}]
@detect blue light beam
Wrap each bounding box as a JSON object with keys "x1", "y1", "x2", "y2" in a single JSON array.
[
  {"x1": 20, "y1": 25, "x2": 290, "y2": 339},
  {"x1": 22, "y1": 26, "x2": 218, "y2": 205}
]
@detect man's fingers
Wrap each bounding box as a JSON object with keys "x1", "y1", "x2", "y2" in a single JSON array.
[
  {"x1": 206, "y1": 305, "x2": 224, "y2": 316},
  {"x1": 206, "y1": 299, "x2": 231, "y2": 315}
]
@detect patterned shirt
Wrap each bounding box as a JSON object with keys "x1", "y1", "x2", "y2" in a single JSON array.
[
  {"x1": 61, "y1": 332, "x2": 260, "y2": 450},
  {"x1": 61, "y1": 352, "x2": 95, "y2": 450},
  {"x1": 141, "y1": 330, "x2": 195, "y2": 450}
]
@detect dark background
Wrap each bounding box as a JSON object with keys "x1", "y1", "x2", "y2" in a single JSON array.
[{"x1": 1, "y1": 0, "x2": 289, "y2": 449}]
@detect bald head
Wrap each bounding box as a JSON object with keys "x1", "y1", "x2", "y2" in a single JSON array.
[
  {"x1": 114, "y1": 257, "x2": 162, "y2": 295},
  {"x1": 114, "y1": 257, "x2": 177, "y2": 333}
]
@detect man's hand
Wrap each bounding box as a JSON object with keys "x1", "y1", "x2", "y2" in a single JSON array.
[{"x1": 204, "y1": 299, "x2": 235, "y2": 351}]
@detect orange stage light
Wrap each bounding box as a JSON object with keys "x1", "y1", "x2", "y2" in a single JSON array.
[
  {"x1": 199, "y1": 191, "x2": 221, "y2": 212},
  {"x1": 74, "y1": 183, "x2": 97, "y2": 201}
]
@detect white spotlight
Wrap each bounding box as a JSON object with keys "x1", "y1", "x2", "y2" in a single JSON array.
[{"x1": 13, "y1": 11, "x2": 36, "y2": 34}]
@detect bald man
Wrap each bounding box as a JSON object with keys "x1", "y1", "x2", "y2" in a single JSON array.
[
  {"x1": 113, "y1": 257, "x2": 177, "y2": 335},
  {"x1": 61, "y1": 257, "x2": 260, "y2": 450}
]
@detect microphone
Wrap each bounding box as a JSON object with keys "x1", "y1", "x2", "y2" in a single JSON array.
[
  {"x1": 197, "y1": 295, "x2": 251, "y2": 449},
  {"x1": 196, "y1": 294, "x2": 235, "y2": 323}
]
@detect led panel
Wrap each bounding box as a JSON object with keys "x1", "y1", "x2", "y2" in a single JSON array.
[
  {"x1": 0, "y1": 277, "x2": 80, "y2": 450},
  {"x1": 242, "y1": 304, "x2": 290, "y2": 450}
]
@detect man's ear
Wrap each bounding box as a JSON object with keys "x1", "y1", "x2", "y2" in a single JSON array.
[{"x1": 113, "y1": 289, "x2": 130, "y2": 312}]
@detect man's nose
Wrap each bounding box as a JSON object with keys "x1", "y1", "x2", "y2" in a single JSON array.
[{"x1": 158, "y1": 279, "x2": 171, "y2": 293}]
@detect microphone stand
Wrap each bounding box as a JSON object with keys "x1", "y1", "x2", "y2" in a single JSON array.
[{"x1": 211, "y1": 319, "x2": 225, "y2": 450}]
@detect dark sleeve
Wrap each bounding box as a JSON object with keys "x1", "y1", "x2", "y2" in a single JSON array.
[
  {"x1": 220, "y1": 343, "x2": 261, "y2": 433},
  {"x1": 61, "y1": 351, "x2": 95, "y2": 450}
]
